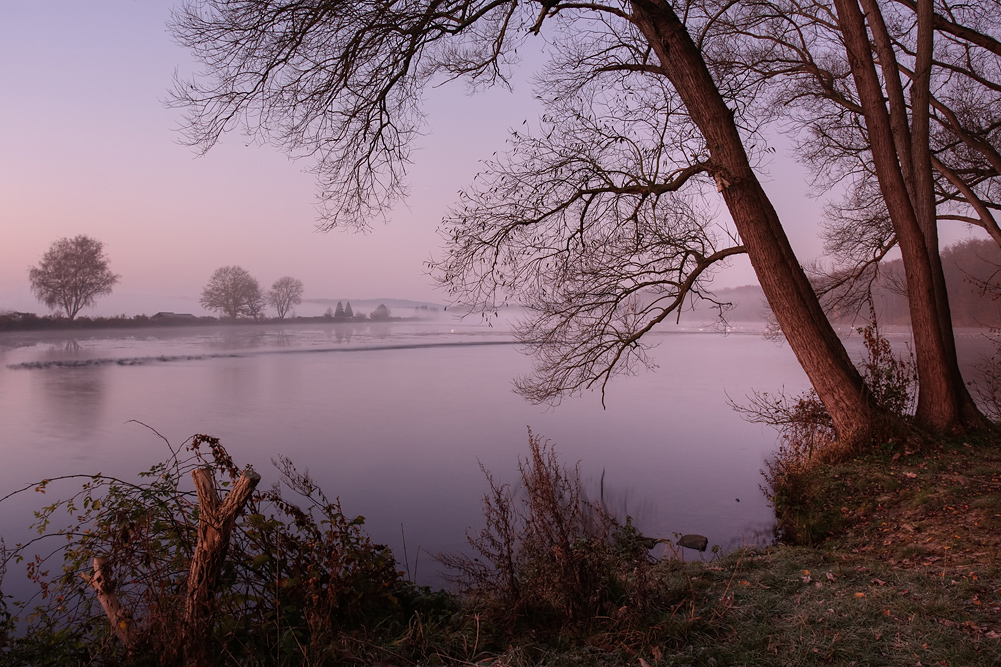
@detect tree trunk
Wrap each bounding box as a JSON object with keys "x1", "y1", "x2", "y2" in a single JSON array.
[
  {"x1": 834, "y1": 0, "x2": 986, "y2": 432},
  {"x1": 183, "y1": 467, "x2": 261, "y2": 667},
  {"x1": 82, "y1": 557, "x2": 138, "y2": 652},
  {"x1": 629, "y1": 0, "x2": 883, "y2": 448}
]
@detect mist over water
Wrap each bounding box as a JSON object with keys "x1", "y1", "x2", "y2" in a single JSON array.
[{"x1": 0, "y1": 319, "x2": 992, "y2": 591}]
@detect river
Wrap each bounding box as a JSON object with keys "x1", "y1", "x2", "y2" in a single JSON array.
[{"x1": 0, "y1": 317, "x2": 991, "y2": 590}]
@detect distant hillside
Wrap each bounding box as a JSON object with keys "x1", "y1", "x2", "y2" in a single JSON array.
[
  {"x1": 861, "y1": 239, "x2": 1001, "y2": 327},
  {"x1": 679, "y1": 239, "x2": 1001, "y2": 328},
  {"x1": 304, "y1": 246, "x2": 1001, "y2": 327},
  {"x1": 676, "y1": 285, "x2": 768, "y2": 323}
]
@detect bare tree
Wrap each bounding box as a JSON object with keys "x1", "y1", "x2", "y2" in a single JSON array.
[
  {"x1": 831, "y1": 0, "x2": 987, "y2": 430},
  {"x1": 28, "y1": 235, "x2": 120, "y2": 320},
  {"x1": 171, "y1": 0, "x2": 887, "y2": 449},
  {"x1": 715, "y1": 0, "x2": 997, "y2": 431},
  {"x1": 266, "y1": 276, "x2": 304, "y2": 319},
  {"x1": 200, "y1": 266, "x2": 263, "y2": 319}
]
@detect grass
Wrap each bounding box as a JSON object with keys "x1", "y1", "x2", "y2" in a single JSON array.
[
  {"x1": 411, "y1": 434, "x2": 1001, "y2": 666},
  {"x1": 647, "y1": 434, "x2": 1001, "y2": 667},
  {"x1": 638, "y1": 544, "x2": 1001, "y2": 666},
  {"x1": 5, "y1": 434, "x2": 1001, "y2": 665}
]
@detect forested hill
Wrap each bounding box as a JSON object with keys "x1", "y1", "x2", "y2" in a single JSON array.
[{"x1": 690, "y1": 239, "x2": 1001, "y2": 328}]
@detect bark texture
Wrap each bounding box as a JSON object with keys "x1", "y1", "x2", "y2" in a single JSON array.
[
  {"x1": 82, "y1": 557, "x2": 138, "y2": 652},
  {"x1": 629, "y1": 0, "x2": 882, "y2": 447},
  {"x1": 834, "y1": 0, "x2": 985, "y2": 432},
  {"x1": 183, "y1": 467, "x2": 261, "y2": 667}
]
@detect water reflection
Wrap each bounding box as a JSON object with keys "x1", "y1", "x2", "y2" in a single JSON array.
[
  {"x1": 38, "y1": 365, "x2": 108, "y2": 439},
  {"x1": 332, "y1": 323, "x2": 354, "y2": 343},
  {"x1": 210, "y1": 329, "x2": 272, "y2": 351},
  {"x1": 7, "y1": 322, "x2": 990, "y2": 586}
]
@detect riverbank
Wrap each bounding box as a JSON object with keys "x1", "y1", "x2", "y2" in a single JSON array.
[
  {"x1": 3, "y1": 433, "x2": 1000, "y2": 665},
  {"x1": 410, "y1": 433, "x2": 1001, "y2": 665},
  {"x1": 637, "y1": 432, "x2": 1001, "y2": 666},
  {"x1": 414, "y1": 432, "x2": 1001, "y2": 665}
]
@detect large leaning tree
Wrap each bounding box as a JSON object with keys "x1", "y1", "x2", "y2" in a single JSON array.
[
  {"x1": 200, "y1": 266, "x2": 264, "y2": 319},
  {"x1": 171, "y1": 0, "x2": 894, "y2": 449},
  {"x1": 28, "y1": 235, "x2": 120, "y2": 320},
  {"x1": 714, "y1": 0, "x2": 998, "y2": 432}
]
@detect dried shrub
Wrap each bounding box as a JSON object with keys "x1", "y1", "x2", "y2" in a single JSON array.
[
  {"x1": 737, "y1": 320, "x2": 915, "y2": 464},
  {"x1": 972, "y1": 332, "x2": 1001, "y2": 421},
  {"x1": 855, "y1": 323, "x2": 917, "y2": 417},
  {"x1": 736, "y1": 322, "x2": 916, "y2": 543},
  {"x1": 439, "y1": 431, "x2": 658, "y2": 635},
  {"x1": 0, "y1": 429, "x2": 411, "y2": 665}
]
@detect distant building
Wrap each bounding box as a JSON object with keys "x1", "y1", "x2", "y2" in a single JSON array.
[{"x1": 151, "y1": 312, "x2": 199, "y2": 323}]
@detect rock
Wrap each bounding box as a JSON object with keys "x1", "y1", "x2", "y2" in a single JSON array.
[{"x1": 677, "y1": 534, "x2": 709, "y2": 551}]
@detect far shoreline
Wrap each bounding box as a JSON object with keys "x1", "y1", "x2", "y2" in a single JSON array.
[{"x1": 0, "y1": 311, "x2": 436, "y2": 333}]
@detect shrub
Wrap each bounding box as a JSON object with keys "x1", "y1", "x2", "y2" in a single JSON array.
[
  {"x1": 738, "y1": 322, "x2": 916, "y2": 543},
  {"x1": 738, "y1": 320, "x2": 915, "y2": 464},
  {"x1": 856, "y1": 323, "x2": 917, "y2": 416},
  {"x1": 439, "y1": 431, "x2": 659, "y2": 636},
  {"x1": 971, "y1": 332, "x2": 1001, "y2": 421},
  {"x1": 0, "y1": 431, "x2": 411, "y2": 665}
]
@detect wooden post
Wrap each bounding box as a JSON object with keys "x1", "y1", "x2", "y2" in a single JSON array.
[
  {"x1": 182, "y1": 466, "x2": 261, "y2": 667},
  {"x1": 81, "y1": 556, "x2": 137, "y2": 652}
]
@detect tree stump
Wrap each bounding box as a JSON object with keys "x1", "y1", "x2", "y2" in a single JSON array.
[{"x1": 182, "y1": 466, "x2": 260, "y2": 667}]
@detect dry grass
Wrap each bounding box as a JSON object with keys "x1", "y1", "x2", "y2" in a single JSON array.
[{"x1": 5, "y1": 432, "x2": 1001, "y2": 666}]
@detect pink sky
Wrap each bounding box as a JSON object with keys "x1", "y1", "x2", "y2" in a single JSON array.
[{"x1": 0, "y1": 1, "x2": 982, "y2": 317}]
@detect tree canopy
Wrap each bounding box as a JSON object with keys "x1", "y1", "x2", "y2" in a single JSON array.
[
  {"x1": 28, "y1": 235, "x2": 120, "y2": 320},
  {"x1": 267, "y1": 276, "x2": 304, "y2": 319},
  {"x1": 169, "y1": 0, "x2": 1001, "y2": 443},
  {"x1": 169, "y1": 0, "x2": 879, "y2": 443},
  {"x1": 200, "y1": 266, "x2": 264, "y2": 319}
]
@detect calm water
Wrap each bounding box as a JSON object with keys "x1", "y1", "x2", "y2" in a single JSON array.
[{"x1": 0, "y1": 318, "x2": 990, "y2": 589}]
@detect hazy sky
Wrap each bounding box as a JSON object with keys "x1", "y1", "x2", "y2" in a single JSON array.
[{"x1": 0, "y1": 1, "x2": 983, "y2": 317}]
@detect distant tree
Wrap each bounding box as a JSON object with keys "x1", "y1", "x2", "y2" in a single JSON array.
[
  {"x1": 334, "y1": 301, "x2": 345, "y2": 319},
  {"x1": 248, "y1": 295, "x2": 265, "y2": 320},
  {"x1": 29, "y1": 235, "x2": 120, "y2": 320},
  {"x1": 343, "y1": 302, "x2": 353, "y2": 319},
  {"x1": 200, "y1": 266, "x2": 263, "y2": 319},
  {"x1": 371, "y1": 303, "x2": 391, "y2": 321},
  {"x1": 267, "y1": 276, "x2": 304, "y2": 319}
]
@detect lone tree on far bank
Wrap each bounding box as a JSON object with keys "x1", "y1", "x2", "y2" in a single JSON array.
[
  {"x1": 29, "y1": 235, "x2": 120, "y2": 320},
  {"x1": 200, "y1": 266, "x2": 263, "y2": 319},
  {"x1": 266, "y1": 276, "x2": 304, "y2": 319}
]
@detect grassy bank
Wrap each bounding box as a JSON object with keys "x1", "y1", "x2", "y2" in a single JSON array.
[
  {"x1": 429, "y1": 434, "x2": 1001, "y2": 666},
  {"x1": 3, "y1": 435, "x2": 1001, "y2": 665}
]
